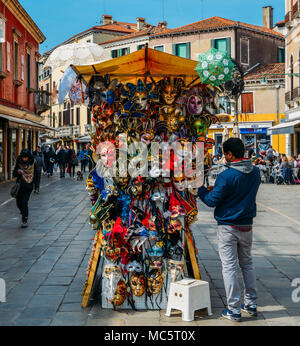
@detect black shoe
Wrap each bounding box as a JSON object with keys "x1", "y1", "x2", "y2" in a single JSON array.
[{"x1": 21, "y1": 217, "x2": 28, "y2": 228}]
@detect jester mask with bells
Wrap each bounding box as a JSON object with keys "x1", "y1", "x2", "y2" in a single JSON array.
[
  {"x1": 88, "y1": 74, "x2": 119, "y2": 106},
  {"x1": 147, "y1": 269, "x2": 164, "y2": 295},
  {"x1": 168, "y1": 259, "x2": 185, "y2": 282},
  {"x1": 158, "y1": 77, "x2": 185, "y2": 106},
  {"x1": 102, "y1": 264, "x2": 122, "y2": 302},
  {"x1": 130, "y1": 271, "x2": 146, "y2": 297},
  {"x1": 159, "y1": 106, "x2": 184, "y2": 133}
]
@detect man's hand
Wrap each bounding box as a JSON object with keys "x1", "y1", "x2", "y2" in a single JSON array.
[
  {"x1": 207, "y1": 186, "x2": 214, "y2": 192},
  {"x1": 17, "y1": 169, "x2": 23, "y2": 175}
]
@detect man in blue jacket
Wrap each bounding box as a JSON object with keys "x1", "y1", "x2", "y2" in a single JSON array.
[{"x1": 198, "y1": 138, "x2": 261, "y2": 322}]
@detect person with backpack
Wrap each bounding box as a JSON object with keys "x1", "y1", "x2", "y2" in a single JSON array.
[
  {"x1": 198, "y1": 138, "x2": 261, "y2": 322},
  {"x1": 13, "y1": 149, "x2": 37, "y2": 228},
  {"x1": 56, "y1": 145, "x2": 68, "y2": 178}
]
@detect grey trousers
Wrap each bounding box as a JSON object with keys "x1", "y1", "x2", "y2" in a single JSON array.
[{"x1": 217, "y1": 225, "x2": 257, "y2": 314}]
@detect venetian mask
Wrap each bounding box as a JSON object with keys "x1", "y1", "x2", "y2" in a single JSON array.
[
  {"x1": 167, "y1": 244, "x2": 184, "y2": 261},
  {"x1": 169, "y1": 219, "x2": 183, "y2": 233},
  {"x1": 148, "y1": 269, "x2": 164, "y2": 295},
  {"x1": 112, "y1": 280, "x2": 127, "y2": 306},
  {"x1": 130, "y1": 271, "x2": 146, "y2": 296},
  {"x1": 168, "y1": 259, "x2": 185, "y2": 282},
  {"x1": 90, "y1": 75, "x2": 119, "y2": 105},
  {"x1": 187, "y1": 95, "x2": 204, "y2": 115},
  {"x1": 173, "y1": 174, "x2": 186, "y2": 192},
  {"x1": 147, "y1": 244, "x2": 164, "y2": 257},
  {"x1": 126, "y1": 261, "x2": 143, "y2": 273},
  {"x1": 105, "y1": 245, "x2": 121, "y2": 262},
  {"x1": 192, "y1": 118, "x2": 209, "y2": 137},
  {"x1": 102, "y1": 264, "x2": 122, "y2": 302}
]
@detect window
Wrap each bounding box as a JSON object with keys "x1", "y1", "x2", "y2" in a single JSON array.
[
  {"x1": 6, "y1": 42, "x2": 10, "y2": 71},
  {"x1": 27, "y1": 53, "x2": 31, "y2": 88},
  {"x1": 240, "y1": 37, "x2": 249, "y2": 65},
  {"x1": 86, "y1": 39, "x2": 91, "y2": 43},
  {"x1": 0, "y1": 18, "x2": 5, "y2": 43},
  {"x1": 290, "y1": 55, "x2": 294, "y2": 93},
  {"x1": 241, "y1": 92, "x2": 254, "y2": 113},
  {"x1": 111, "y1": 47, "x2": 130, "y2": 58},
  {"x1": 219, "y1": 96, "x2": 231, "y2": 114},
  {"x1": 0, "y1": 43, "x2": 3, "y2": 71},
  {"x1": 211, "y1": 38, "x2": 231, "y2": 56},
  {"x1": 21, "y1": 55, "x2": 24, "y2": 80},
  {"x1": 278, "y1": 47, "x2": 285, "y2": 63},
  {"x1": 59, "y1": 111, "x2": 62, "y2": 126},
  {"x1": 76, "y1": 108, "x2": 80, "y2": 125},
  {"x1": 52, "y1": 112, "x2": 55, "y2": 128},
  {"x1": 14, "y1": 41, "x2": 18, "y2": 80},
  {"x1": 137, "y1": 44, "x2": 145, "y2": 50},
  {"x1": 172, "y1": 42, "x2": 191, "y2": 59},
  {"x1": 154, "y1": 45, "x2": 164, "y2": 52}
]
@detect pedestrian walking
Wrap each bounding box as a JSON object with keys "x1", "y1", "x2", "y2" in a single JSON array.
[
  {"x1": 280, "y1": 156, "x2": 294, "y2": 184},
  {"x1": 198, "y1": 138, "x2": 261, "y2": 322},
  {"x1": 79, "y1": 147, "x2": 88, "y2": 173},
  {"x1": 86, "y1": 143, "x2": 94, "y2": 171},
  {"x1": 67, "y1": 145, "x2": 78, "y2": 178},
  {"x1": 44, "y1": 147, "x2": 56, "y2": 177},
  {"x1": 56, "y1": 145, "x2": 67, "y2": 178},
  {"x1": 204, "y1": 150, "x2": 212, "y2": 187},
  {"x1": 32, "y1": 146, "x2": 46, "y2": 194},
  {"x1": 13, "y1": 149, "x2": 37, "y2": 228}
]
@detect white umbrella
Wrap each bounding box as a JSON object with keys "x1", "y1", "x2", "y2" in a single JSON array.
[{"x1": 44, "y1": 42, "x2": 110, "y2": 70}]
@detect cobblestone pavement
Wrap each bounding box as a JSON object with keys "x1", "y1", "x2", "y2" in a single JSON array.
[{"x1": 0, "y1": 173, "x2": 300, "y2": 326}]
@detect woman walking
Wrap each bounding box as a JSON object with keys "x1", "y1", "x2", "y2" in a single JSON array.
[
  {"x1": 13, "y1": 149, "x2": 37, "y2": 228},
  {"x1": 67, "y1": 145, "x2": 77, "y2": 178}
]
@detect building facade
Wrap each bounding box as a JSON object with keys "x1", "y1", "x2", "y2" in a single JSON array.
[
  {"x1": 0, "y1": 0, "x2": 47, "y2": 181},
  {"x1": 39, "y1": 15, "x2": 140, "y2": 148}
]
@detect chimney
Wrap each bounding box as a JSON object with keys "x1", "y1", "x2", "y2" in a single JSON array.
[
  {"x1": 263, "y1": 6, "x2": 273, "y2": 29},
  {"x1": 102, "y1": 15, "x2": 113, "y2": 25},
  {"x1": 137, "y1": 17, "x2": 146, "y2": 31},
  {"x1": 158, "y1": 21, "x2": 167, "y2": 29}
]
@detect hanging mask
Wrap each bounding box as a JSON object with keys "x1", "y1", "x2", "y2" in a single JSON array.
[
  {"x1": 126, "y1": 261, "x2": 143, "y2": 273},
  {"x1": 168, "y1": 259, "x2": 185, "y2": 282},
  {"x1": 167, "y1": 244, "x2": 184, "y2": 261},
  {"x1": 105, "y1": 245, "x2": 121, "y2": 262},
  {"x1": 169, "y1": 219, "x2": 183, "y2": 233},
  {"x1": 187, "y1": 95, "x2": 204, "y2": 115},
  {"x1": 130, "y1": 271, "x2": 146, "y2": 296},
  {"x1": 112, "y1": 280, "x2": 127, "y2": 306},
  {"x1": 147, "y1": 244, "x2": 164, "y2": 257},
  {"x1": 102, "y1": 264, "x2": 122, "y2": 302},
  {"x1": 149, "y1": 259, "x2": 163, "y2": 269},
  {"x1": 148, "y1": 269, "x2": 164, "y2": 295},
  {"x1": 173, "y1": 174, "x2": 186, "y2": 192},
  {"x1": 192, "y1": 118, "x2": 209, "y2": 137}
]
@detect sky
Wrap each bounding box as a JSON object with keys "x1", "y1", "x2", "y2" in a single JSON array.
[{"x1": 19, "y1": 0, "x2": 285, "y2": 53}]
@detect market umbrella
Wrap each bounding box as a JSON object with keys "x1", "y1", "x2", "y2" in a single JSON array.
[
  {"x1": 58, "y1": 66, "x2": 78, "y2": 105},
  {"x1": 195, "y1": 48, "x2": 235, "y2": 87},
  {"x1": 69, "y1": 78, "x2": 88, "y2": 105},
  {"x1": 44, "y1": 42, "x2": 110, "y2": 70},
  {"x1": 232, "y1": 123, "x2": 240, "y2": 138}
]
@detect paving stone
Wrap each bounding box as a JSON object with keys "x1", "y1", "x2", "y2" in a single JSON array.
[
  {"x1": 42, "y1": 276, "x2": 73, "y2": 286},
  {"x1": 36, "y1": 285, "x2": 68, "y2": 295},
  {"x1": 50, "y1": 312, "x2": 87, "y2": 326}
]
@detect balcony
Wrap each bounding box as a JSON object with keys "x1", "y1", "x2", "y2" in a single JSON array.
[
  {"x1": 285, "y1": 91, "x2": 293, "y2": 103},
  {"x1": 84, "y1": 124, "x2": 92, "y2": 135},
  {"x1": 292, "y1": 87, "x2": 300, "y2": 101},
  {"x1": 35, "y1": 90, "x2": 51, "y2": 115},
  {"x1": 56, "y1": 125, "x2": 81, "y2": 138}
]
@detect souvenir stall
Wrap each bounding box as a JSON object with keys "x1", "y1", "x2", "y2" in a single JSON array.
[{"x1": 69, "y1": 46, "x2": 235, "y2": 310}]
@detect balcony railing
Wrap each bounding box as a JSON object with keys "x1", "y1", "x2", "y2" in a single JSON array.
[
  {"x1": 285, "y1": 91, "x2": 293, "y2": 103},
  {"x1": 56, "y1": 125, "x2": 81, "y2": 138},
  {"x1": 292, "y1": 87, "x2": 300, "y2": 100},
  {"x1": 35, "y1": 90, "x2": 51, "y2": 115}
]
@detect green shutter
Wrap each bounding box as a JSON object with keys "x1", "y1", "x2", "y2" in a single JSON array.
[
  {"x1": 226, "y1": 38, "x2": 231, "y2": 57},
  {"x1": 127, "y1": 47, "x2": 130, "y2": 54},
  {"x1": 211, "y1": 39, "x2": 216, "y2": 48},
  {"x1": 172, "y1": 44, "x2": 176, "y2": 56},
  {"x1": 186, "y1": 42, "x2": 191, "y2": 59},
  {"x1": 111, "y1": 50, "x2": 114, "y2": 58}
]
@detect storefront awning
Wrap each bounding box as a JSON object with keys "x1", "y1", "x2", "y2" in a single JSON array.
[
  {"x1": 0, "y1": 114, "x2": 49, "y2": 131},
  {"x1": 267, "y1": 119, "x2": 300, "y2": 135}
]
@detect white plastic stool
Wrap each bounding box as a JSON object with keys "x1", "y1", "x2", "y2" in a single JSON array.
[{"x1": 165, "y1": 278, "x2": 212, "y2": 321}]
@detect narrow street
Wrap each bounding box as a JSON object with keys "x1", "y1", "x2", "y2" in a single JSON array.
[{"x1": 0, "y1": 173, "x2": 300, "y2": 326}]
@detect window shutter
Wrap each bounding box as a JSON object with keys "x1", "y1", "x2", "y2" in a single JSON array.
[
  {"x1": 241, "y1": 93, "x2": 253, "y2": 113},
  {"x1": 172, "y1": 44, "x2": 176, "y2": 56},
  {"x1": 127, "y1": 47, "x2": 130, "y2": 54},
  {"x1": 226, "y1": 38, "x2": 231, "y2": 57},
  {"x1": 211, "y1": 39, "x2": 216, "y2": 49},
  {"x1": 186, "y1": 42, "x2": 191, "y2": 59},
  {"x1": 7, "y1": 42, "x2": 10, "y2": 71}
]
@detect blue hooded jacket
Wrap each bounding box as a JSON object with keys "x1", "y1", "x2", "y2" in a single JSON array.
[{"x1": 198, "y1": 159, "x2": 261, "y2": 226}]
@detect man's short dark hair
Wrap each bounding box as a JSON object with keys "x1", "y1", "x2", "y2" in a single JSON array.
[{"x1": 223, "y1": 138, "x2": 245, "y2": 159}]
